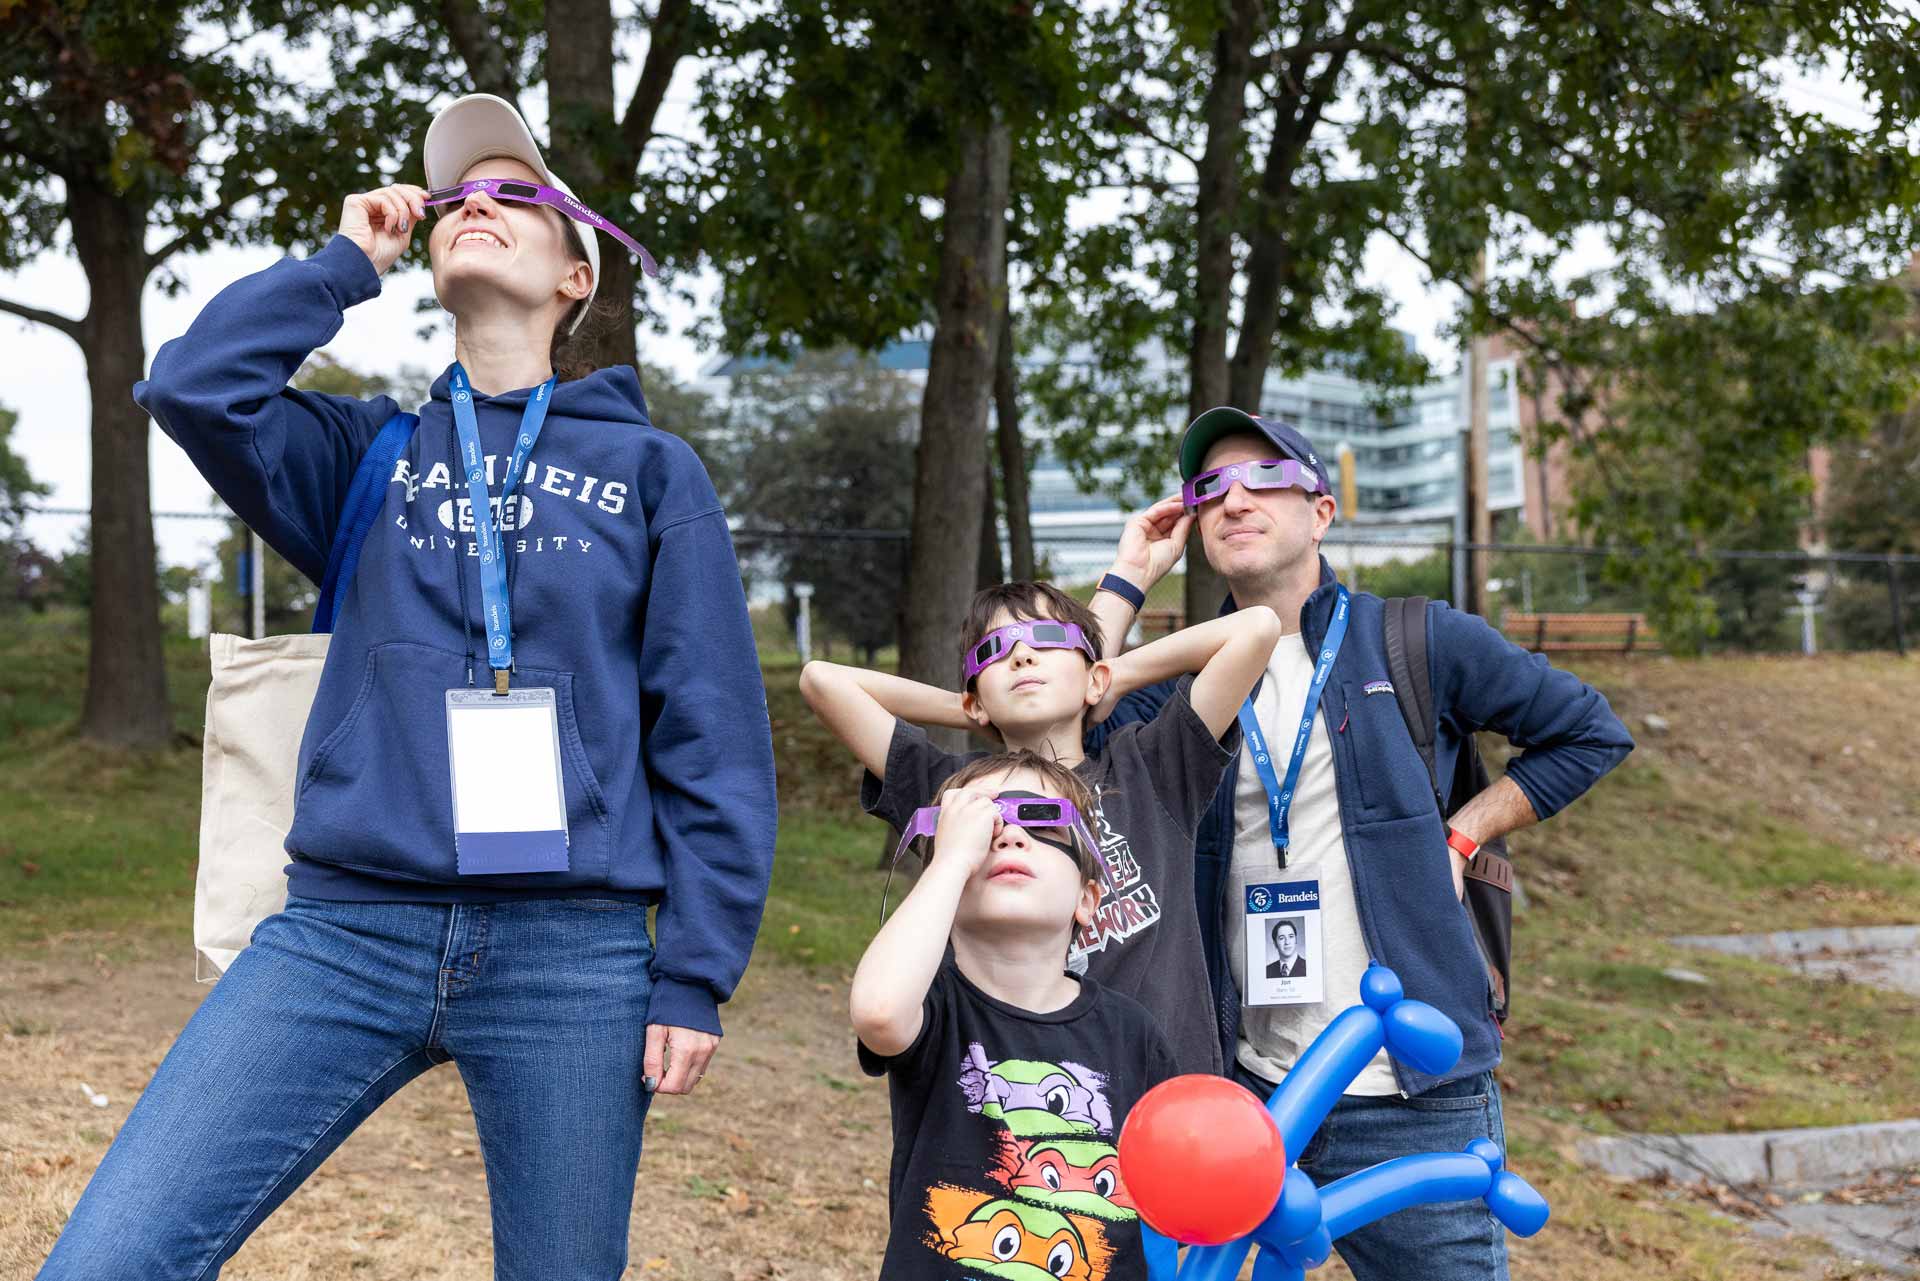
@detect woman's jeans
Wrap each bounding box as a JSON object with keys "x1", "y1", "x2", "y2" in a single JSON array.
[{"x1": 39, "y1": 894, "x2": 657, "y2": 1281}]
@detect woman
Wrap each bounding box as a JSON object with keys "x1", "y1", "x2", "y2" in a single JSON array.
[{"x1": 39, "y1": 94, "x2": 777, "y2": 1280}]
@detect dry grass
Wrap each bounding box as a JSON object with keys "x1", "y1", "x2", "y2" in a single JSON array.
[
  {"x1": 4, "y1": 632, "x2": 1918, "y2": 1279},
  {"x1": 1, "y1": 934, "x2": 1895, "y2": 1281},
  {"x1": 1, "y1": 935, "x2": 894, "y2": 1281}
]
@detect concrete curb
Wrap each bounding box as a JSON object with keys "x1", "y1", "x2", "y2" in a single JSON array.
[
  {"x1": 1673, "y1": 925, "x2": 1920, "y2": 960},
  {"x1": 1577, "y1": 1119, "x2": 1920, "y2": 1187}
]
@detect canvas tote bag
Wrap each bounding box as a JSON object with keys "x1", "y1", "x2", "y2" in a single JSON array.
[{"x1": 194, "y1": 411, "x2": 417, "y2": 979}]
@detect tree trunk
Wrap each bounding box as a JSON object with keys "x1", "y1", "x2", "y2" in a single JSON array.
[
  {"x1": 1183, "y1": 0, "x2": 1261, "y2": 628},
  {"x1": 545, "y1": 0, "x2": 638, "y2": 370},
  {"x1": 1228, "y1": 45, "x2": 1349, "y2": 409},
  {"x1": 70, "y1": 179, "x2": 171, "y2": 748},
  {"x1": 993, "y1": 286, "x2": 1037, "y2": 581},
  {"x1": 977, "y1": 454, "x2": 1005, "y2": 589},
  {"x1": 898, "y1": 118, "x2": 1012, "y2": 727}
]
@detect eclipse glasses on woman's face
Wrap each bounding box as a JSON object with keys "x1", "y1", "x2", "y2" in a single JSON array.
[
  {"x1": 962, "y1": 620, "x2": 1098, "y2": 683},
  {"x1": 425, "y1": 179, "x2": 659, "y2": 278},
  {"x1": 1181, "y1": 458, "x2": 1326, "y2": 510}
]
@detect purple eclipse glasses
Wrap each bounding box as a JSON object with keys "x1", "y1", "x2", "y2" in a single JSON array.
[
  {"x1": 881, "y1": 792, "x2": 1113, "y2": 922},
  {"x1": 962, "y1": 620, "x2": 1098, "y2": 683},
  {"x1": 425, "y1": 178, "x2": 659, "y2": 278},
  {"x1": 1181, "y1": 457, "x2": 1327, "y2": 510}
]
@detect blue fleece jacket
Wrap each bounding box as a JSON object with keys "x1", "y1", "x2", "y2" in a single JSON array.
[
  {"x1": 135, "y1": 234, "x2": 777, "y2": 1036},
  {"x1": 1091, "y1": 557, "x2": 1633, "y2": 1093}
]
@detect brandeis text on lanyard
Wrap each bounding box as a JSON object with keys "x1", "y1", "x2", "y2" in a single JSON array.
[
  {"x1": 448, "y1": 363, "x2": 556, "y2": 695},
  {"x1": 1235, "y1": 585, "x2": 1351, "y2": 870}
]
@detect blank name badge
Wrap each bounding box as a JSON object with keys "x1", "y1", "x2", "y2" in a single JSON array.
[{"x1": 445, "y1": 687, "x2": 570, "y2": 875}]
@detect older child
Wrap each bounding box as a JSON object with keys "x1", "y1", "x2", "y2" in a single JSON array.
[
  {"x1": 853, "y1": 752, "x2": 1178, "y2": 1281},
  {"x1": 804, "y1": 578, "x2": 1279, "y2": 1075}
]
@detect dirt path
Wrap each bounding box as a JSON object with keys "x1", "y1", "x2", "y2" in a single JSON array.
[
  {"x1": 1, "y1": 935, "x2": 894, "y2": 1281},
  {"x1": 0, "y1": 934, "x2": 1874, "y2": 1281}
]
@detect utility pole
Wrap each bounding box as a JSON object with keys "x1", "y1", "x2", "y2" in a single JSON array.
[
  {"x1": 794, "y1": 582, "x2": 815, "y2": 665},
  {"x1": 249, "y1": 529, "x2": 266, "y2": 639},
  {"x1": 1338, "y1": 443, "x2": 1359, "y2": 590},
  {"x1": 1464, "y1": 246, "x2": 1492, "y2": 618}
]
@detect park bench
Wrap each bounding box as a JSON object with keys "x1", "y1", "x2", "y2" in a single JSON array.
[
  {"x1": 1501, "y1": 612, "x2": 1661, "y2": 654},
  {"x1": 1134, "y1": 607, "x2": 1184, "y2": 643}
]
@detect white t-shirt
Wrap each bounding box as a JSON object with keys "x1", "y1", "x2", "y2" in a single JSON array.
[{"x1": 1226, "y1": 631, "x2": 1398, "y2": 1096}]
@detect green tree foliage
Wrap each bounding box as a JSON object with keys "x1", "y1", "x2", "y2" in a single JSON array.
[
  {"x1": 1547, "y1": 269, "x2": 1920, "y2": 651},
  {"x1": 0, "y1": 403, "x2": 56, "y2": 611},
  {"x1": 208, "y1": 356, "x2": 426, "y2": 635},
  {"x1": 2, "y1": 0, "x2": 319, "y2": 742},
  {"x1": 253, "y1": 0, "x2": 707, "y2": 372},
  {"x1": 698, "y1": 0, "x2": 1087, "y2": 692},
  {"x1": 713, "y1": 353, "x2": 920, "y2": 662},
  {"x1": 1019, "y1": 0, "x2": 1920, "y2": 627},
  {"x1": 0, "y1": 404, "x2": 49, "y2": 534}
]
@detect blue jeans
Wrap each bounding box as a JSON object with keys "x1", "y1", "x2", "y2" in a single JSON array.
[
  {"x1": 39, "y1": 895, "x2": 657, "y2": 1281},
  {"x1": 1238, "y1": 1065, "x2": 1510, "y2": 1281}
]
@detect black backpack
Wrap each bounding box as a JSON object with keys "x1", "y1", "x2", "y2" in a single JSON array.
[{"x1": 1382, "y1": 596, "x2": 1515, "y2": 1023}]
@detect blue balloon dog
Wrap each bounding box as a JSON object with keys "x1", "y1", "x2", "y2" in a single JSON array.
[{"x1": 1138, "y1": 964, "x2": 1549, "y2": 1281}]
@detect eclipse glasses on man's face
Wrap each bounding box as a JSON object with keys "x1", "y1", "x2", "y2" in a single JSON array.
[
  {"x1": 425, "y1": 179, "x2": 659, "y2": 278},
  {"x1": 1182, "y1": 458, "x2": 1326, "y2": 511}
]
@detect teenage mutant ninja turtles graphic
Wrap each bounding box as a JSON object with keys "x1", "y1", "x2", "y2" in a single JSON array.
[
  {"x1": 1000, "y1": 1138, "x2": 1137, "y2": 1221},
  {"x1": 959, "y1": 1045, "x2": 1113, "y2": 1136},
  {"x1": 938, "y1": 1198, "x2": 1097, "y2": 1281},
  {"x1": 924, "y1": 1044, "x2": 1139, "y2": 1278}
]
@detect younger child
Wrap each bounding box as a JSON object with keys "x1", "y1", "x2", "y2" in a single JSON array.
[
  {"x1": 852, "y1": 752, "x2": 1178, "y2": 1281},
  {"x1": 804, "y1": 580, "x2": 1280, "y2": 1076}
]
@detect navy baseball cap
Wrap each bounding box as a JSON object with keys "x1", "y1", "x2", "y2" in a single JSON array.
[{"x1": 1178, "y1": 406, "x2": 1332, "y2": 495}]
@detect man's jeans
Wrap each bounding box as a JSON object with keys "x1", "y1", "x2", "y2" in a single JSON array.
[
  {"x1": 39, "y1": 895, "x2": 657, "y2": 1281},
  {"x1": 1237, "y1": 1064, "x2": 1511, "y2": 1281}
]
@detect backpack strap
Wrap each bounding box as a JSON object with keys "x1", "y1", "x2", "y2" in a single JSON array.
[
  {"x1": 312, "y1": 411, "x2": 418, "y2": 634},
  {"x1": 1382, "y1": 595, "x2": 1443, "y2": 811}
]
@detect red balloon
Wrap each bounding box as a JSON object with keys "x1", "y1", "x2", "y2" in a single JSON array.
[{"x1": 1117, "y1": 1074, "x2": 1287, "y2": 1246}]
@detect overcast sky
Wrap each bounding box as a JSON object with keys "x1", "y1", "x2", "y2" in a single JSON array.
[{"x1": 0, "y1": 43, "x2": 1879, "y2": 572}]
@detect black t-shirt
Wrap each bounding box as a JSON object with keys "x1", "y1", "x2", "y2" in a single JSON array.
[
  {"x1": 861, "y1": 677, "x2": 1236, "y2": 1076},
  {"x1": 859, "y1": 962, "x2": 1180, "y2": 1281}
]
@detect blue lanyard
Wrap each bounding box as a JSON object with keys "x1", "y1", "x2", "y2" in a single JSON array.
[
  {"x1": 449, "y1": 363, "x2": 556, "y2": 693},
  {"x1": 1236, "y1": 585, "x2": 1350, "y2": 868}
]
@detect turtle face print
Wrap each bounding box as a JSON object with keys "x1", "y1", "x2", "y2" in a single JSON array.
[
  {"x1": 959, "y1": 1045, "x2": 1113, "y2": 1136},
  {"x1": 940, "y1": 1198, "x2": 1096, "y2": 1281},
  {"x1": 1005, "y1": 1138, "x2": 1137, "y2": 1221}
]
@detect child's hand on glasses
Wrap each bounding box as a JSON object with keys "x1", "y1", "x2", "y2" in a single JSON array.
[
  {"x1": 339, "y1": 184, "x2": 429, "y2": 276},
  {"x1": 932, "y1": 788, "x2": 1004, "y2": 878}
]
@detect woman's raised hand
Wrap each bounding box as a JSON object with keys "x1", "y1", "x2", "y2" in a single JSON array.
[{"x1": 338, "y1": 184, "x2": 429, "y2": 277}]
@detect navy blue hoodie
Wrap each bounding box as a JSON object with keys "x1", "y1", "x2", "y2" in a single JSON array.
[{"x1": 135, "y1": 234, "x2": 777, "y2": 1036}]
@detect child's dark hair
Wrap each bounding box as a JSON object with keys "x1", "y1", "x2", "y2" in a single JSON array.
[
  {"x1": 933, "y1": 751, "x2": 1103, "y2": 884},
  {"x1": 959, "y1": 581, "x2": 1106, "y2": 692}
]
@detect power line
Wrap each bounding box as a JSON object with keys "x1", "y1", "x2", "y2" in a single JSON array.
[{"x1": 27, "y1": 505, "x2": 232, "y2": 523}]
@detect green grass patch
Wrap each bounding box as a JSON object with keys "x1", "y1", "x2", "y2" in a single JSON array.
[
  {"x1": 0, "y1": 612, "x2": 211, "y2": 945},
  {"x1": 757, "y1": 814, "x2": 889, "y2": 973},
  {"x1": 6, "y1": 612, "x2": 1920, "y2": 1147},
  {"x1": 1493, "y1": 673, "x2": 1920, "y2": 1134}
]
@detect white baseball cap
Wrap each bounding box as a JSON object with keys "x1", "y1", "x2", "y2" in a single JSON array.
[{"x1": 424, "y1": 93, "x2": 598, "y2": 333}]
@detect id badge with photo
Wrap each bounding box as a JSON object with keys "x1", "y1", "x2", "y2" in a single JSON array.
[
  {"x1": 1244, "y1": 880, "x2": 1325, "y2": 1007},
  {"x1": 445, "y1": 687, "x2": 570, "y2": 875}
]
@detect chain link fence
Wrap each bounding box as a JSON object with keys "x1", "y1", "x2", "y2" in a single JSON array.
[
  {"x1": 15, "y1": 508, "x2": 1915, "y2": 659},
  {"x1": 732, "y1": 528, "x2": 1917, "y2": 661}
]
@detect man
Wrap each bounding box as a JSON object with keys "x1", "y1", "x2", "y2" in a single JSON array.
[
  {"x1": 1266, "y1": 919, "x2": 1305, "y2": 979},
  {"x1": 1085, "y1": 407, "x2": 1633, "y2": 1281}
]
